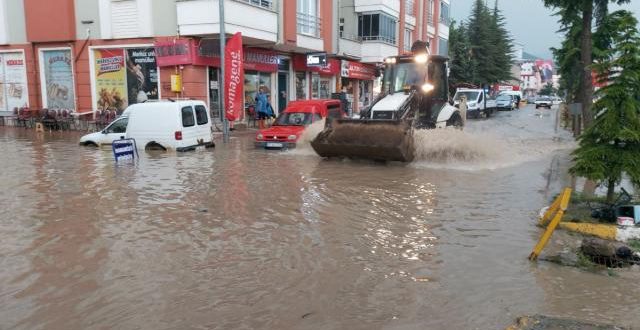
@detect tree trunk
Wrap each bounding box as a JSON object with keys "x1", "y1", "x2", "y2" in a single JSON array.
[
  {"x1": 606, "y1": 178, "x2": 616, "y2": 204},
  {"x1": 580, "y1": 0, "x2": 594, "y2": 128}
]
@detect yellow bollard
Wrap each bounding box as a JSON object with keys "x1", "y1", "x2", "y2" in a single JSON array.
[
  {"x1": 35, "y1": 122, "x2": 44, "y2": 133},
  {"x1": 529, "y1": 188, "x2": 572, "y2": 261}
]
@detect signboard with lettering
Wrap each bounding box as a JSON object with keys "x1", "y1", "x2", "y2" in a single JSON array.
[
  {"x1": 340, "y1": 60, "x2": 376, "y2": 80},
  {"x1": 306, "y1": 53, "x2": 327, "y2": 67},
  {"x1": 244, "y1": 48, "x2": 278, "y2": 72},
  {"x1": 42, "y1": 49, "x2": 75, "y2": 110},
  {"x1": 0, "y1": 52, "x2": 29, "y2": 112},
  {"x1": 112, "y1": 138, "x2": 138, "y2": 162},
  {"x1": 126, "y1": 48, "x2": 159, "y2": 104}
]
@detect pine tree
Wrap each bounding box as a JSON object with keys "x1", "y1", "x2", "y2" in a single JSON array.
[
  {"x1": 489, "y1": 0, "x2": 515, "y2": 82},
  {"x1": 465, "y1": 0, "x2": 514, "y2": 86},
  {"x1": 448, "y1": 21, "x2": 473, "y2": 90},
  {"x1": 543, "y1": 0, "x2": 630, "y2": 128},
  {"x1": 467, "y1": 0, "x2": 495, "y2": 85},
  {"x1": 569, "y1": 10, "x2": 640, "y2": 203}
]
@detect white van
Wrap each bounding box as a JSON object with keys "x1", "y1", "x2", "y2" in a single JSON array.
[{"x1": 80, "y1": 100, "x2": 215, "y2": 152}]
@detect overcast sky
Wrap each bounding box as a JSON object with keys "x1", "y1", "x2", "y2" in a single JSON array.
[{"x1": 451, "y1": 0, "x2": 640, "y2": 59}]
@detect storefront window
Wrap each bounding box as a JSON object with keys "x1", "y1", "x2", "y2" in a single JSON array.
[
  {"x1": 244, "y1": 70, "x2": 272, "y2": 108},
  {"x1": 0, "y1": 52, "x2": 29, "y2": 114},
  {"x1": 93, "y1": 47, "x2": 158, "y2": 113},
  {"x1": 41, "y1": 49, "x2": 75, "y2": 111},
  {"x1": 295, "y1": 72, "x2": 307, "y2": 100},
  {"x1": 311, "y1": 73, "x2": 331, "y2": 99}
]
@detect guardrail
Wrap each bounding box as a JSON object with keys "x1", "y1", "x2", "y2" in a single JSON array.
[{"x1": 297, "y1": 13, "x2": 322, "y2": 37}]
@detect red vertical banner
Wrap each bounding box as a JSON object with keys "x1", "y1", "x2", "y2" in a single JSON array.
[{"x1": 225, "y1": 32, "x2": 244, "y2": 121}]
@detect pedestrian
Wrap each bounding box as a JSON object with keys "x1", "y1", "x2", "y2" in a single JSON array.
[{"x1": 255, "y1": 86, "x2": 268, "y2": 129}]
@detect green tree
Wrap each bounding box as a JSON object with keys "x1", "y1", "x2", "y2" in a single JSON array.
[
  {"x1": 448, "y1": 21, "x2": 473, "y2": 91},
  {"x1": 462, "y1": 0, "x2": 514, "y2": 86},
  {"x1": 570, "y1": 10, "x2": 640, "y2": 203},
  {"x1": 489, "y1": 0, "x2": 515, "y2": 82},
  {"x1": 539, "y1": 82, "x2": 557, "y2": 96},
  {"x1": 543, "y1": 0, "x2": 630, "y2": 128}
]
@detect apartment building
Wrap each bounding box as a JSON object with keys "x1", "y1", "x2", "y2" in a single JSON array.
[{"x1": 0, "y1": 0, "x2": 450, "y2": 118}]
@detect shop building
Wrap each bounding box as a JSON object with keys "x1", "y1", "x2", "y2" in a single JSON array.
[{"x1": 0, "y1": 0, "x2": 451, "y2": 122}]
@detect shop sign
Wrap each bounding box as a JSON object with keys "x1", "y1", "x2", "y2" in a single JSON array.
[
  {"x1": 244, "y1": 48, "x2": 278, "y2": 72},
  {"x1": 341, "y1": 60, "x2": 376, "y2": 80},
  {"x1": 154, "y1": 39, "x2": 220, "y2": 67},
  {"x1": 225, "y1": 32, "x2": 244, "y2": 121},
  {"x1": 292, "y1": 55, "x2": 340, "y2": 76},
  {"x1": 306, "y1": 53, "x2": 327, "y2": 67},
  {"x1": 112, "y1": 138, "x2": 138, "y2": 162},
  {"x1": 154, "y1": 40, "x2": 192, "y2": 66},
  {"x1": 42, "y1": 49, "x2": 75, "y2": 110},
  {"x1": 94, "y1": 49, "x2": 128, "y2": 111},
  {"x1": 0, "y1": 52, "x2": 29, "y2": 112}
]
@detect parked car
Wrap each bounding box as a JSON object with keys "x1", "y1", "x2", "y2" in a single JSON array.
[
  {"x1": 255, "y1": 99, "x2": 344, "y2": 149},
  {"x1": 495, "y1": 94, "x2": 517, "y2": 111},
  {"x1": 80, "y1": 100, "x2": 215, "y2": 151},
  {"x1": 552, "y1": 96, "x2": 562, "y2": 105},
  {"x1": 453, "y1": 88, "x2": 496, "y2": 118},
  {"x1": 535, "y1": 96, "x2": 553, "y2": 109},
  {"x1": 526, "y1": 96, "x2": 537, "y2": 104}
]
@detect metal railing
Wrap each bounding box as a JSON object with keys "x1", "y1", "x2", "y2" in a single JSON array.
[
  {"x1": 405, "y1": 0, "x2": 414, "y2": 15},
  {"x1": 234, "y1": 0, "x2": 275, "y2": 10},
  {"x1": 427, "y1": 14, "x2": 434, "y2": 26},
  {"x1": 297, "y1": 12, "x2": 322, "y2": 37},
  {"x1": 360, "y1": 35, "x2": 397, "y2": 45}
]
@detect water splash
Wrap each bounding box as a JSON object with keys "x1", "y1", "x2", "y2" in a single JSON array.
[
  {"x1": 411, "y1": 127, "x2": 575, "y2": 171},
  {"x1": 288, "y1": 119, "x2": 326, "y2": 156}
]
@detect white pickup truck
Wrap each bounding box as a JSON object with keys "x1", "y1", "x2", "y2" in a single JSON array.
[{"x1": 453, "y1": 88, "x2": 496, "y2": 118}]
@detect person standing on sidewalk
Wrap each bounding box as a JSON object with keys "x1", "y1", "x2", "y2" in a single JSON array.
[{"x1": 255, "y1": 86, "x2": 268, "y2": 129}]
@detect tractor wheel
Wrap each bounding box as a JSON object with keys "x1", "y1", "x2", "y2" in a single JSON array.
[{"x1": 447, "y1": 113, "x2": 464, "y2": 129}]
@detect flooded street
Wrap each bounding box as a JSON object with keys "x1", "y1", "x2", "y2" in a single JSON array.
[{"x1": 2, "y1": 105, "x2": 639, "y2": 329}]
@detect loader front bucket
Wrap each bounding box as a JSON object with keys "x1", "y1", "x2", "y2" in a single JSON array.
[{"x1": 310, "y1": 119, "x2": 415, "y2": 162}]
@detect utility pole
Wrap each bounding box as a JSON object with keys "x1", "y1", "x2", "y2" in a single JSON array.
[{"x1": 219, "y1": 0, "x2": 229, "y2": 142}]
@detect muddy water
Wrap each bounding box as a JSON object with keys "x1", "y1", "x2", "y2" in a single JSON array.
[{"x1": 1, "y1": 105, "x2": 639, "y2": 329}]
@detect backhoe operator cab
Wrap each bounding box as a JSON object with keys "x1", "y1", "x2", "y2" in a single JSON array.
[{"x1": 363, "y1": 50, "x2": 461, "y2": 129}]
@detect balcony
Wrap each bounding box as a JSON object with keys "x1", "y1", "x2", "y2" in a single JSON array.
[
  {"x1": 354, "y1": 0, "x2": 399, "y2": 18},
  {"x1": 360, "y1": 39, "x2": 397, "y2": 63},
  {"x1": 296, "y1": 12, "x2": 323, "y2": 51},
  {"x1": 177, "y1": 0, "x2": 278, "y2": 42},
  {"x1": 427, "y1": 14, "x2": 434, "y2": 26},
  {"x1": 339, "y1": 34, "x2": 362, "y2": 58}
]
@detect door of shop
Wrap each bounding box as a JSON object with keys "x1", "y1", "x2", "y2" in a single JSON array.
[
  {"x1": 208, "y1": 67, "x2": 220, "y2": 120},
  {"x1": 277, "y1": 73, "x2": 288, "y2": 114}
]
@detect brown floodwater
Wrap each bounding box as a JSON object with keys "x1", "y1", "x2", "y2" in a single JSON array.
[{"x1": 1, "y1": 105, "x2": 639, "y2": 329}]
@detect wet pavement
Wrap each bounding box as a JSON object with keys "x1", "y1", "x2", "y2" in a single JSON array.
[{"x1": 1, "y1": 105, "x2": 639, "y2": 329}]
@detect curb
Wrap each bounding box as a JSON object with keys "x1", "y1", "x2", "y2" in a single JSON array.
[{"x1": 558, "y1": 221, "x2": 640, "y2": 242}]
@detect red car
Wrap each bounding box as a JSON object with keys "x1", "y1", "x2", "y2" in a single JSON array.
[{"x1": 255, "y1": 99, "x2": 344, "y2": 149}]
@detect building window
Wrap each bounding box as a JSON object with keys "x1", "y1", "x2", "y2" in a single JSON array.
[
  {"x1": 297, "y1": 0, "x2": 320, "y2": 37},
  {"x1": 239, "y1": 0, "x2": 274, "y2": 10},
  {"x1": 0, "y1": 51, "x2": 29, "y2": 113},
  {"x1": 440, "y1": 2, "x2": 450, "y2": 26},
  {"x1": 92, "y1": 47, "x2": 159, "y2": 113},
  {"x1": 428, "y1": 0, "x2": 435, "y2": 26},
  {"x1": 311, "y1": 73, "x2": 330, "y2": 99},
  {"x1": 358, "y1": 13, "x2": 397, "y2": 45},
  {"x1": 438, "y1": 37, "x2": 448, "y2": 56},
  {"x1": 110, "y1": 0, "x2": 139, "y2": 38},
  {"x1": 296, "y1": 72, "x2": 307, "y2": 100},
  {"x1": 404, "y1": 29, "x2": 412, "y2": 51},
  {"x1": 39, "y1": 48, "x2": 76, "y2": 111},
  {"x1": 405, "y1": 0, "x2": 415, "y2": 15}
]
